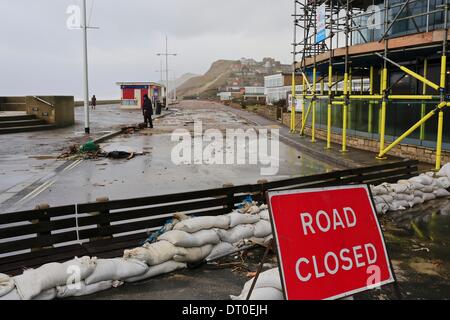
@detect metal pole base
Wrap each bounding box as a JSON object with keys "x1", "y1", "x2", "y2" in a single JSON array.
[
  {"x1": 376, "y1": 156, "x2": 388, "y2": 160},
  {"x1": 85, "y1": 127, "x2": 90, "y2": 134}
]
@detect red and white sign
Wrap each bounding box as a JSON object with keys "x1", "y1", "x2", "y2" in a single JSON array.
[{"x1": 267, "y1": 185, "x2": 394, "y2": 300}]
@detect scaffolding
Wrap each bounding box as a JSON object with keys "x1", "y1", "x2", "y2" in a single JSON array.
[{"x1": 292, "y1": 0, "x2": 449, "y2": 169}]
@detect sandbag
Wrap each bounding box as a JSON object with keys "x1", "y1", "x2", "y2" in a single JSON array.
[
  {"x1": 414, "y1": 190, "x2": 424, "y2": 197},
  {"x1": 56, "y1": 280, "x2": 117, "y2": 298},
  {"x1": 158, "y1": 229, "x2": 220, "y2": 248},
  {"x1": 123, "y1": 241, "x2": 180, "y2": 266},
  {"x1": 217, "y1": 224, "x2": 255, "y2": 244},
  {"x1": 230, "y1": 268, "x2": 282, "y2": 300},
  {"x1": 434, "y1": 188, "x2": 450, "y2": 198},
  {"x1": 13, "y1": 256, "x2": 97, "y2": 300},
  {"x1": 376, "y1": 203, "x2": 389, "y2": 214},
  {"x1": 372, "y1": 184, "x2": 390, "y2": 196},
  {"x1": 228, "y1": 212, "x2": 260, "y2": 228},
  {"x1": 125, "y1": 261, "x2": 187, "y2": 283},
  {"x1": 253, "y1": 220, "x2": 272, "y2": 238},
  {"x1": 232, "y1": 287, "x2": 284, "y2": 300},
  {"x1": 239, "y1": 203, "x2": 261, "y2": 214},
  {"x1": 390, "y1": 183, "x2": 413, "y2": 194},
  {"x1": 0, "y1": 273, "x2": 14, "y2": 297},
  {"x1": 394, "y1": 194, "x2": 414, "y2": 202},
  {"x1": 436, "y1": 177, "x2": 450, "y2": 189},
  {"x1": 379, "y1": 194, "x2": 394, "y2": 203},
  {"x1": 420, "y1": 185, "x2": 435, "y2": 193},
  {"x1": 0, "y1": 288, "x2": 21, "y2": 300},
  {"x1": 174, "y1": 216, "x2": 230, "y2": 233},
  {"x1": 409, "y1": 181, "x2": 426, "y2": 190},
  {"x1": 259, "y1": 204, "x2": 268, "y2": 210},
  {"x1": 246, "y1": 287, "x2": 284, "y2": 300},
  {"x1": 84, "y1": 258, "x2": 148, "y2": 285},
  {"x1": 259, "y1": 209, "x2": 270, "y2": 221},
  {"x1": 173, "y1": 244, "x2": 214, "y2": 263},
  {"x1": 437, "y1": 163, "x2": 450, "y2": 178},
  {"x1": 33, "y1": 288, "x2": 57, "y2": 300},
  {"x1": 411, "y1": 197, "x2": 424, "y2": 206},
  {"x1": 422, "y1": 193, "x2": 437, "y2": 201},
  {"x1": 410, "y1": 174, "x2": 434, "y2": 186},
  {"x1": 206, "y1": 242, "x2": 237, "y2": 261},
  {"x1": 388, "y1": 201, "x2": 407, "y2": 211}
]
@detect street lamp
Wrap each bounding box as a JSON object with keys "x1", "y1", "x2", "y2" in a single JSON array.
[{"x1": 157, "y1": 36, "x2": 177, "y2": 110}]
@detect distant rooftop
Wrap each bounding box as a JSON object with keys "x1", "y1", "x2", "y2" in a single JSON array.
[{"x1": 116, "y1": 82, "x2": 165, "y2": 87}]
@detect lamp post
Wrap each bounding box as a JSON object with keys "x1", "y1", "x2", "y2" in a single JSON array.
[
  {"x1": 157, "y1": 36, "x2": 177, "y2": 110},
  {"x1": 81, "y1": 0, "x2": 90, "y2": 134}
]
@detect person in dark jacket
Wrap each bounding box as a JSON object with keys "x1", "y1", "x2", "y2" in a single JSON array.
[
  {"x1": 142, "y1": 94, "x2": 153, "y2": 128},
  {"x1": 91, "y1": 95, "x2": 97, "y2": 110}
]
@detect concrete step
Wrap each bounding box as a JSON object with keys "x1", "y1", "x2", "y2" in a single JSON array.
[
  {"x1": 1, "y1": 97, "x2": 26, "y2": 104},
  {"x1": 0, "y1": 119, "x2": 47, "y2": 128},
  {"x1": 0, "y1": 124, "x2": 56, "y2": 135},
  {"x1": 0, "y1": 115, "x2": 36, "y2": 122},
  {"x1": 0, "y1": 102, "x2": 27, "y2": 111}
]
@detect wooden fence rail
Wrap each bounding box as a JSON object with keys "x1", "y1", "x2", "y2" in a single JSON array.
[{"x1": 0, "y1": 159, "x2": 419, "y2": 275}]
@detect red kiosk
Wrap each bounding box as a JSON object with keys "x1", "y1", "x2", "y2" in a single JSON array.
[{"x1": 116, "y1": 82, "x2": 166, "y2": 110}]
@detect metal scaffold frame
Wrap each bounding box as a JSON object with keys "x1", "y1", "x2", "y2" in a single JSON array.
[{"x1": 292, "y1": 0, "x2": 449, "y2": 170}]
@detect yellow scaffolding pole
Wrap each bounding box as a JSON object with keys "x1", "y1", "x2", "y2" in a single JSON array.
[
  {"x1": 420, "y1": 59, "x2": 428, "y2": 141},
  {"x1": 436, "y1": 110, "x2": 444, "y2": 170},
  {"x1": 378, "y1": 102, "x2": 448, "y2": 159},
  {"x1": 377, "y1": 68, "x2": 388, "y2": 159},
  {"x1": 377, "y1": 53, "x2": 441, "y2": 91},
  {"x1": 342, "y1": 72, "x2": 348, "y2": 152},
  {"x1": 302, "y1": 74, "x2": 306, "y2": 130},
  {"x1": 436, "y1": 54, "x2": 447, "y2": 170},
  {"x1": 327, "y1": 64, "x2": 332, "y2": 149},
  {"x1": 312, "y1": 67, "x2": 317, "y2": 143},
  {"x1": 300, "y1": 100, "x2": 313, "y2": 135},
  {"x1": 368, "y1": 66, "x2": 374, "y2": 134},
  {"x1": 291, "y1": 72, "x2": 296, "y2": 132},
  {"x1": 348, "y1": 68, "x2": 353, "y2": 131}
]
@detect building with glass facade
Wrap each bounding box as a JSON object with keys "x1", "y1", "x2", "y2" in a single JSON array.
[{"x1": 292, "y1": 0, "x2": 450, "y2": 167}]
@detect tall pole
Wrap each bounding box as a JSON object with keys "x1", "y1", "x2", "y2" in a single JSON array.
[
  {"x1": 157, "y1": 36, "x2": 177, "y2": 110},
  {"x1": 173, "y1": 72, "x2": 177, "y2": 101},
  {"x1": 82, "y1": 0, "x2": 90, "y2": 134},
  {"x1": 165, "y1": 36, "x2": 169, "y2": 109}
]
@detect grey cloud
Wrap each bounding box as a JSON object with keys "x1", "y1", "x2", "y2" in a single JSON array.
[{"x1": 0, "y1": 0, "x2": 293, "y2": 99}]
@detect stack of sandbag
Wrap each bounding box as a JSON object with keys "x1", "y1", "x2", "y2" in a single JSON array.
[
  {"x1": 1, "y1": 256, "x2": 152, "y2": 300},
  {"x1": 231, "y1": 268, "x2": 283, "y2": 300},
  {"x1": 1, "y1": 203, "x2": 275, "y2": 300},
  {"x1": 123, "y1": 204, "x2": 275, "y2": 271},
  {"x1": 0, "y1": 273, "x2": 15, "y2": 300},
  {"x1": 371, "y1": 167, "x2": 450, "y2": 214},
  {"x1": 9, "y1": 256, "x2": 98, "y2": 300}
]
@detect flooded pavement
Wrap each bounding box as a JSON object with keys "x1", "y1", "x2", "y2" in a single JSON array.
[
  {"x1": 0, "y1": 104, "x2": 160, "y2": 212},
  {"x1": 370, "y1": 198, "x2": 450, "y2": 300},
  {"x1": 1, "y1": 101, "x2": 336, "y2": 212}
]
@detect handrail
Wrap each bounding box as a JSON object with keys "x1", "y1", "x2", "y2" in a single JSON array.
[{"x1": 32, "y1": 96, "x2": 54, "y2": 108}]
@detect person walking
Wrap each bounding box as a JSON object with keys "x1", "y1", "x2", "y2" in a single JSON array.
[
  {"x1": 142, "y1": 94, "x2": 153, "y2": 128},
  {"x1": 91, "y1": 95, "x2": 97, "y2": 110}
]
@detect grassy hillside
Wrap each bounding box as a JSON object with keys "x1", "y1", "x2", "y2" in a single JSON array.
[{"x1": 177, "y1": 60, "x2": 238, "y2": 98}]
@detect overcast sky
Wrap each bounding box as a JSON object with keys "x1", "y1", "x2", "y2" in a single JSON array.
[{"x1": 0, "y1": 0, "x2": 293, "y2": 99}]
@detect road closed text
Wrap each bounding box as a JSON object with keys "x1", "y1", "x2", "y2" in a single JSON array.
[
  {"x1": 269, "y1": 186, "x2": 394, "y2": 300},
  {"x1": 296, "y1": 207, "x2": 378, "y2": 282}
]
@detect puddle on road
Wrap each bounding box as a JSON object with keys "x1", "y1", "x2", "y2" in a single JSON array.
[{"x1": 368, "y1": 197, "x2": 450, "y2": 299}]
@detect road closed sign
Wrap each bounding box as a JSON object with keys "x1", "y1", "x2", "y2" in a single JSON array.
[{"x1": 267, "y1": 185, "x2": 395, "y2": 300}]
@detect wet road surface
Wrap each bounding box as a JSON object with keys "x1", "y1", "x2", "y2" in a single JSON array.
[{"x1": 0, "y1": 101, "x2": 336, "y2": 212}]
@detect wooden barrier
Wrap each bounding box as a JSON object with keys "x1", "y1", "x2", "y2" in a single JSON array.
[{"x1": 0, "y1": 160, "x2": 419, "y2": 275}]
